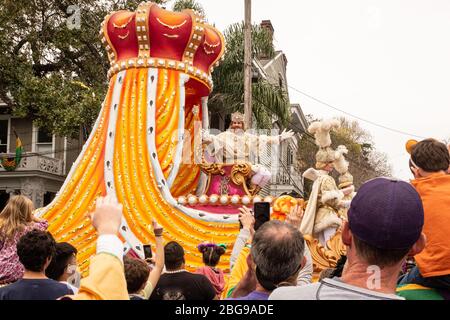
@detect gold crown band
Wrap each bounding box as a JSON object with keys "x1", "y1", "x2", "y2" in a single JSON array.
[{"x1": 107, "y1": 57, "x2": 213, "y2": 89}]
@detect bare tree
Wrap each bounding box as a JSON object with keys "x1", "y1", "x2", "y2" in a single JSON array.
[{"x1": 297, "y1": 116, "x2": 393, "y2": 194}]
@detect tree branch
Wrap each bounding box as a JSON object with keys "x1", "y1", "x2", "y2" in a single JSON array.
[
  {"x1": 13, "y1": 38, "x2": 29, "y2": 56},
  {"x1": 32, "y1": 62, "x2": 64, "y2": 76}
]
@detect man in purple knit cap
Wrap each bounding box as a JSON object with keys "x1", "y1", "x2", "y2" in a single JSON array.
[{"x1": 270, "y1": 177, "x2": 427, "y2": 300}]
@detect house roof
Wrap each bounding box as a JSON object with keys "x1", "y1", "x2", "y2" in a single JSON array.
[
  {"x1": 252, "y1": 59, "x2": 268, "y2": 80},
  {"x1": 290, "y1": 103, "x2": 309, "y2": 133},
  {"x1": 259, "y1": 51, "x2": 287, "y2": 69}
]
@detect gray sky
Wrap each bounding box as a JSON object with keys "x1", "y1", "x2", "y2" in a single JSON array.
[{"x1": 168, "y1": 0, "x2": 450, "y2": 180}]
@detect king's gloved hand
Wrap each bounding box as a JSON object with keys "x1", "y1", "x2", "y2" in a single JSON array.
[
  {"x1": 280, "y1": 129, "x2": 295, "y2": 141},
  {"x1": 201, "y1": 129, "x2": 213, "y2": 143}
]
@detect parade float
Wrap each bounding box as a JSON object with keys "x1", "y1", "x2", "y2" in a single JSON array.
[{"x1": 36, "y1": 2, "x2": 349, "y2": 278}]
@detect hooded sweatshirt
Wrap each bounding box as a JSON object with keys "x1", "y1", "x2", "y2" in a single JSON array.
[{"x1": 195, "y1": 266, "x2": 225, "y2": 296}]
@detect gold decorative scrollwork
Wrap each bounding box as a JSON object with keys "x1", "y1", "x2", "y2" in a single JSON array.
[
  {"x1": 200, "y1": 162, "x2": 261, "y2": 197},
  {"x1": 326, "y1": 230, "x2": 346, "y2": 258},
  {"x1": 200, "y1": 163, "x2": 225, "y2": 176},
  {"x1": 304, "y1": 230, "x2": 347, "y2": 280},
  {"x1": 230, "y1": 163, "x2": 252, "y2": 186},
  {"x1": 230, "y1": 163, "x2": 260, "y2": 196},
  {"x1": 247, "y1": 184, "x2": 261, "y2": 197}
]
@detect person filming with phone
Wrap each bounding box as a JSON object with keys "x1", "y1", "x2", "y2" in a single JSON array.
[
  {"x1": 226, "y1": 203, "x2": 309, "y2": 300},
  {"x1": 123, "y1": 220, "x2": 164, "y2": 300}
]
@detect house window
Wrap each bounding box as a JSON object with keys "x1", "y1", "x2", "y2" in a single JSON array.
[
  {"x1": 44, "y1": 192, "x2": 56, "y2": 206},
  {"x1": 287, "y1": 146, "x2": 294, "y2": 167},
  {"x1": 35, "y1": 127, "x2": 54, "y2": 156},
  {"x1": 0, "y1": 119, "x2": 9, "y2": 153},
  {"x1": 210, "y1": 112, "x2": 221, "y2": 130},
  {"x1": 278, "y1": 72, "x2": 284, "y2": 89},
  {"x1": 0, "y1": 190, "x2": 9, "y2": 211}
]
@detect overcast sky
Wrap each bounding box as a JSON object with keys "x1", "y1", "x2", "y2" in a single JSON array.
[{"x1": 167, "y1": 0, "x2": 450, "y2": 180}]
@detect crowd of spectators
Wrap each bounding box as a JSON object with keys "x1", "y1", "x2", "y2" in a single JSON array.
[{"x1": 0, "y1": 139, "x2": 449, "y2": 300}]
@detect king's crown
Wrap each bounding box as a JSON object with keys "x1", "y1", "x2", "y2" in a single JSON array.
[{"x1": 100, "y1": 2, "x2": 225, "y2": 91}]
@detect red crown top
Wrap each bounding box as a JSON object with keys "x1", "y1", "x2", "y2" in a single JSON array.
[{"x1": 100, "y1": 2, "x2": 225, "y2": 90}]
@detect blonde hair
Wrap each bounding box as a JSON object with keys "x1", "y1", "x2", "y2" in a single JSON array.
[{"x1": 0, "y1": 195, "x2": 35, "y2": 241}]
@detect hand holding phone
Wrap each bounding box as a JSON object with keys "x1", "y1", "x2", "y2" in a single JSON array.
[
  {"x1": 238, "y1": 206, "x2": 255, "y2": 230},
  {"x1": 143, "y1": 244, "x2": 153, "y2": 260}
]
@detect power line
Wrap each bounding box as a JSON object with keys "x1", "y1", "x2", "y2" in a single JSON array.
[
  {"x1": 248, "y1": 67, "x2": 404, "y2": 176},
  {"x1": 287, "y1": 86, "x2": 427, "y2": 140},
  {"x1": 254, "y1": 62, "x2": 426, "y2": 140},
  {"x1": 251, "y1": 93, "x2": 382, "y2": 177}
]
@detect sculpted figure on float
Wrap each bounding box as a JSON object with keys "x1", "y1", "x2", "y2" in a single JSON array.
[
  {"x1": 333, "y1": 145, "x2": 355, "y2": 220},
  {"x1": 36, "y1": 2, "x2": 239, "y2": 273},
  {"x1": 300, "y1": 119, "x2": 349, "y2": 246}
]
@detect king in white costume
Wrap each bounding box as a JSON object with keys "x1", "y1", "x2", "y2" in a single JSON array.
[{"x1": 202, "y1": 112, "x2": 294, "y2": 188}]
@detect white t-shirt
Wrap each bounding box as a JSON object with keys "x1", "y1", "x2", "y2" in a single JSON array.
[{"x1": 269, "y1": 278, "x2": 404, "y2": 300}]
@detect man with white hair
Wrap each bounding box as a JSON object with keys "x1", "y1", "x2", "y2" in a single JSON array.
[{"x1": 202, "y1": 112, "x2": 294, "y2": 188}]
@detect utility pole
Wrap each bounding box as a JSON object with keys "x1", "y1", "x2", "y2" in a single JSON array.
[{"x1": 244, "y1": 0, "x2": 252, "y2": 129}]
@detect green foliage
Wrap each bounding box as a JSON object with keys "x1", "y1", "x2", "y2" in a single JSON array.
[
  {"x1": 0, "y1": 0, "x2": 288, "y2": 138},
  {"x1": 172, "y1": 1, "x2": 289, "y2": 128},
  {"x1": 0, "y1": 0, "x2": 166, "y2": 138},
  {"x1": 210, "y1": 22, "x2": 290, "y2": 129},
  {"x1": 172, "y1": 0, "x2": 205, "y2": 15}
]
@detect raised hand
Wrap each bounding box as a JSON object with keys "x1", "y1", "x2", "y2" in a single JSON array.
[
  {"x1": 285, "y1": 205, "x2": 304, "y2": 229},
  {"x1": 238, "y1": 206, "x2": 255, "y2": 231},
  {"x1": 89, "y1": 195, "x2": 123, "y2": 236},
  {"x1": 341, "y1": 185, "x2": 354, "y2": 196},
  {"x1": 152, "y1": 220, "x2": 163, "y2": 237},
  {"x1": 202, "y1": 129, "x2": 213, "y2": 143},
  {"x1": 280, "y1": 129, "x2": 295, "y2": 141}
]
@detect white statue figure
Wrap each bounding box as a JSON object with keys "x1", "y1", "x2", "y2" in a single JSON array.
[
  {"x1": 202, "y1": 112, "x2": 294, "y2": 188},
  {"x1": 300, "y1": 119, "x2": 348, "y2": 246},
  {"x1": 334, "y1": 146, "x2": 356, "y2": 207}
]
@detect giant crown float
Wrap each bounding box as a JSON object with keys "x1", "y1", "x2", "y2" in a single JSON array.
[
  {"x1": 36, "y1": 2, "x2": 240, "y2": 275},
  {"x1": 36, "y1": 2, "x2": 345, "y2": 277}
]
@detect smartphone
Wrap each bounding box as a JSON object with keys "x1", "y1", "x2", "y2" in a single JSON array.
[
  {"x1": 253, "y1": 202, "x2": 271, "y2": 231},
  {"x1": 143, "y1": 244, "x2": 153, "y2": 260}
]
